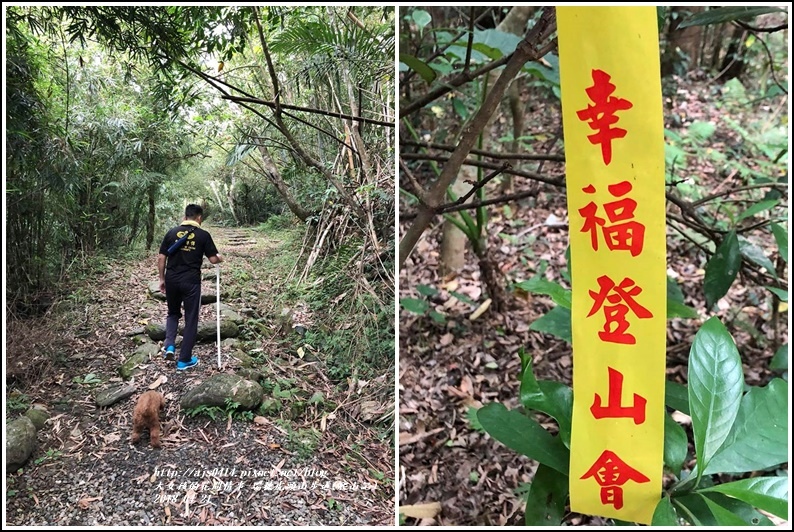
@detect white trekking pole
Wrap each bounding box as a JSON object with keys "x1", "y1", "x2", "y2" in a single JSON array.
[{"x1": 216, "y1": 264, "x2": 221, "y2": 369}]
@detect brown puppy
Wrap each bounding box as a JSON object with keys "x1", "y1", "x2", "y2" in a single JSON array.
[{"x1": 131, "y1": 391, "x2": 165, "y2": 448}]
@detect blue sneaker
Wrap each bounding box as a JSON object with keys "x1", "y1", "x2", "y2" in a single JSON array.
[
  {"x1": 176, "y1": 357, "x2": 199, "y2": 371},
  {"x1": 163, "y1": 345, "x2": 176, "y2": 361}
]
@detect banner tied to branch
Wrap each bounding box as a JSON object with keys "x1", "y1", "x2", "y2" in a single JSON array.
[{"x1": 557, "y1": 6, "x2": 666, "y2": 525}]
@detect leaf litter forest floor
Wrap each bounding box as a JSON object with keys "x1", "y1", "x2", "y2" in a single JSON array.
[
  {"x1": 398, "y1": 75, "x2": 789, "y2": 525},
  {"x1": 5, "y1": 226, "x2": 394, "y2": 526}
]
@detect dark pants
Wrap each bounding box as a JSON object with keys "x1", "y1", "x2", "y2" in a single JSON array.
[{"x1": 164, "y1": 280, "x2": 201, "y2": 363}]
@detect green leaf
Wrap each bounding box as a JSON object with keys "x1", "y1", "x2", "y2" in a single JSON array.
[
  {"x1": 476, "y1": 402, "x2": 569, "y2": 474},
  {"x1": 674, "y1": 492, "x2": 774, "y2": 526},
  {"x1": 704, "y1": 231, "x2": 741, "y2": 308},
  {"x1": 524, "y1": 464, "x2": 568, "y2": 526},
  {"x1": 518, "y1": 352, "x2": 572, "y2": 447},
  {"x1": 704, "y1": 378, "x2": 788, "y2": 474},
  {"x1": 678, "y1": 6, "x2": 786, "y2": 28},
  {"x1": 428, "y1": 310, "x2": 446, "y2": 324},
  {"x1": 673, "y1": 495, "x2": 707, "y2": 526},
  {"x1": 411, "y1": 9, "x2": 432, "y2": 30},
  {"x1": 399, "y1": 54, "x2": 436, "y2": 84},
  {"x1": 514, "y1": 277, "x2": 571, "y2": 309},
  {"x1": 770, "y1": 343, "x2": 787, "y2": 371},
  {"x1": 399, "y1": 297, "x2": 428, "y2": 314},
  {"x1": 765, "y1": 286, "x2": 788, "y2": 302},
  {"x1": 738, "y1": 237, "x2": 777, "y2": 277},
  {"x1": 449, "y1": 290, "x2": 476, "y2": 305},
  {"x1": 652, "y1": 496, "x2": 679, "y2": 526},
  {"x1": 656, "y1": 7, "x2": 666, "y2": 33},
  {"x1": 667, "y1": 300, "x2": 699, "y2": 319},
  {"x1": 415, "y1": 284, "x2": 438, "y2": 297},
  {"x1": 452, "y1": 98, "x2": 468, "y2": 119},
  {"x1": 665, "y1": 380, "x2": 690, "y2": 415},
  {"x1": 770, "y1": 223, "x2": 788, "y2": 263},
  {"x1": 736, "y1": 199, "x2": 779, "y2": 223},
  {"x1": 699, "y1": 477, "x2": 788, "y2": 519},
  {"x1": 702, "y1": 492, "x2": 775, "y2": 526},
  {"x1": 700, "y1": 494, "x2": 752, "y2": 526},
  {"x1": 466, "y1": 406, "x2": 485, "y2": 432},
  {"x1": 529, "y1": 306, "x2": 571, "y2": 343},
  {"x1": 688, "y1": 120, "x2": 717, "y2": 143},
  {"x1": 688, "y1": 316, "x2": 744, "y2": 477},
  {"x1": 663, "y1": 411, "x2": 688, "y2": 476}
]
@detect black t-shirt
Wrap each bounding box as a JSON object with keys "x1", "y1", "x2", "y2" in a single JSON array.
[{"x1": 159, "y1": 224, "x2": 219, "y2": 284}]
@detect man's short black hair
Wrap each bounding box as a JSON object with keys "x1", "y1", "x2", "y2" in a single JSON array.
[{"x1": 185, "y1": 204, "x2": 203, "y2": 219}]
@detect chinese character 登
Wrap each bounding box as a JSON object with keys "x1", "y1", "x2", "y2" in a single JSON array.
[
  {"x1": 588, "y1": 275, "x2": 652, "y2": 344},
  {"x1": 579, "y1": 181, "x2": 645, "y2": 256},
  {"x1": 580, "y1": 450, "x2": 650, "y2": 510},
  {"x1": 591, "y1": 367, "x2": 647, "y2": 424},
  {"x1": 576, "y1": 69, "x2": 633, "y2": 165}
]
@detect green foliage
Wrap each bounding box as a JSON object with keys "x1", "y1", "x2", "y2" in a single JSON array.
[
  {"x1": 477, "y1": 316, "x2": 788, "y2": 525},
  {"x1": 283, "y1": 426, "x2": 321, "y2": 462},
  {"x1": 72, "y1": 373, "x2": 103, "y2": 386},
  {"x1": 6, "y1": 392, "x2": 31, "y2": 413},
  {"x1": 34, "y1": 449, "x2": 63, "y2": 466}
]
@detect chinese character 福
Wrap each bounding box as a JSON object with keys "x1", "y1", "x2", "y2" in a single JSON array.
[{"x1": 579, "y1": 181, "x2": 645, "y2": 256}]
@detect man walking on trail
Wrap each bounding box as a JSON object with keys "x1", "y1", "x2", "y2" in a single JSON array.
[{"x1": 157, "y1": 204, "x2": 223, "y2": 371}]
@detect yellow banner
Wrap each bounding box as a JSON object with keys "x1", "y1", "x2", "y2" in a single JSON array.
[{"x1": 557, "y1": 6, "x2": 666, "y2": 524}]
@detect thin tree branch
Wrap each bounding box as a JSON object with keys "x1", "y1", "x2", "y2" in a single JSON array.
[
  {"x1": 734, "y1": 20, "x2": 788, "y2": 33},
  {"x1": 399, "y1": 8, "x2": 557, "y2": 269},
  {"x1": 221, "y1": 95, "x2": 394, "y2": 127},
  {"x1": 401, "y1": 140, "x2": 566, "y2": 161},
  {"x1": 401, "y1": 153, "x2": 565, "y2": 187}
]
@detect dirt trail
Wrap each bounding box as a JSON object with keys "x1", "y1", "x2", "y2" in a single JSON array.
[{"x1": 5, "y1": 225, "x2": 393, "y2": 526}]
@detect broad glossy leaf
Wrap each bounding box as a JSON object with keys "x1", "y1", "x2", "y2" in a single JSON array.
[
  {"x1": 739, "y1": 237, "x2": 777, "y2": 277},
  {"x1": 651, "y1": 496, "x2": 679, "y2": 526},
  {"x1": 399, "y1": 297, "x2": 428, "y2": 314},
  {"x1": 736, "y1": 199, "x2": 778, "y2": 223},
  {"x1": 667, "y1": 300, "x2": 699, "y2": 319},
  {"x1": 477, "y1": 402, "x2": 569, "y2": 474},
  {"x1": 518, "y1": 354, "x2": 572, "y2": 447},
  {"x1": 687, "y1": 317, "x2": 743, "y2": 475},
  {"x1": 415, "y1": 284, "x2": 438, "y2": 297},
  {"x1": 699, "y1": 477, "x2": 788, "y2": 519},
  {"x1": 703, "y1": 492, "x2": 775, "y2": 526},
  {"x1": 524, "y1": 464, "x2": 568, "y2": 526},
  {"x1": 411, "y1": 9, "x2": 431, "y2": 30},
  {"x1": 700, "y1": 494, "x2": 752, "y2": 526},
  {"x1": 529, "y1": 306, "x2": 571, "y2": 343},
  {"x1": 399, "y1": 54, "x2": 436, "y2": 84},
  {"x1": 770, "y1": 223, "x2": 788, "y2": 263},
  {"x1": 674, "y1": 493, "x2": 774, "y2": 526},
  {"x1": 704, "y1": 231, "x2": 741, "y2": 308},
  {"x1": 665, "y1": 380, "x2": 690, "y2": 415},
  {"x1": 678, "y1": 6, "x2": 786, "y2": 28},
  {"x1": 663, "y1": 411, "x2": 688, "y2": 475},
  {"x1": 704, "y1": 378, "x2": 788, "y2": 474},
  {"x1": 514, "y1": 277, "x2": 571, "y2": 309},
  {"x1": 770, "y1": 343, "x2": 787, "y2": 371},
  {"x1": 764, "y1": 286, "x2": 788, "y2": 302}
]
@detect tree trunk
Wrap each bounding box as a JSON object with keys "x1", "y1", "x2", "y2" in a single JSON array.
[
  {"x1": 439, "y1": 167, "x2": 475, "y2": 276},
  {"x1": 661, "y1": 7, "x2": 705, "y2": 76},
  {"x1": 717, "y1": 25, "x2": 748, "y2": 83},
  {"x1": 146, "y1": 183, "x2": 155, "y2": 251},
  {"x1": 257, "y1": 144, "x2": 313, "y2": 222}
]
